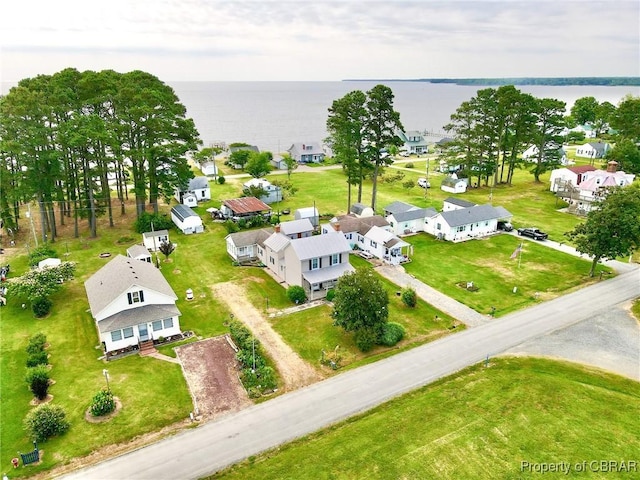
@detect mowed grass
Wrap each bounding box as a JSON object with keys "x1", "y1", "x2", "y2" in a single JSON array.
[
  {"x1": 404, "y1": 233, "x2": 611, "y2": 316},
  {"x1": 211, "y1": 357, "x2": 640, "y2": 480},
  {"x1": 269, "y1": 256, "x2": 460, "y2": 372}
]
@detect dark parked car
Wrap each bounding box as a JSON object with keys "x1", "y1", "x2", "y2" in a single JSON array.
[
  {"x1": 517, "y1": 227, "x2": 548, "y2": 240},
  {"x1": 497, "y1": 221, "x2": 513, "y2": 232}
]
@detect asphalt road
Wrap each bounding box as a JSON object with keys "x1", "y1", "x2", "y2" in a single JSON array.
[{"x1": 59, "y1": 267, "x2": 640, "y2": 480}]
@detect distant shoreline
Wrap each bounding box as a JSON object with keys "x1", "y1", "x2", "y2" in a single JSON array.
[{"x1": 343, "y1": 77, "x2": 640, "y2": 87}]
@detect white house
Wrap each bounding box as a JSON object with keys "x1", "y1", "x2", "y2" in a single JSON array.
[
  {"x1": 441, "y1": 174, "x2": 469, "y2": 194},
  {"x1": 287, "y1": 142, "x2": 326, "y2": 163},
  {"x1": 142, "y1": 230, "x2": 169, "y2": 252},
  {"x1": 175, "y1": 177, "x2": 211, "y2": 205},
  {"x1": 427, "y1": 204, "x2": 512, "y2": 242},
  {"x1": 260, "y1": 231, "x2": 354, "y2": 300},
  {"x1": 84, "y1": 255, "x2": 181, "y2": 355},
  {"x1": 575, "y1": 142, "x2": 610, "y2": 159},
  {"x1": 294, "y1": 207, "x2": 319, "y2": 227},
  {"x1": 522, "y1": 145, "x2": 568, "y2": 165},
  {"x1": 397, "y1": 130, "x2": 429, "y2": 155},
  {"x1": 200, "y1": 161, "x2": 218, "y2": 176},
  {"x1": 383, "y1": 201, "x2": 437, "y2": 236},
  {"x1": 270, "y1": 154, "x2": 287, "y2": 170},
  {"x1": 361, "y1": 225, "x2": 412, "y2": 265},
  {"x1": 171, "y1": 205, "x2": 204, "y2": 234},
  {"x1": 242, "y1": 178, "x2": 283, "y2": 204},
  {"x1": 225, "y1": 228, "x2": 272, "y2": 263},
  {"x1": 549, "y1": 165, "x2": 597, "y2": 193},
  {"x1": 126, "y1": 245, "x2": 152, "y2": 263},
  {"x1": 321, "y1": 214, "x2": 391, "y2": 248},
  {"x1": 279, "y1": 219, "x2": 315, "y2": 239}
]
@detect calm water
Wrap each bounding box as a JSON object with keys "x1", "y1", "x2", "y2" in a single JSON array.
[
  {"x1": 169, "y1": 81, "x2": 639, "y2": 153},
  {"x1": 2, "y1": 80, "x2": 637, "y2": 153}
]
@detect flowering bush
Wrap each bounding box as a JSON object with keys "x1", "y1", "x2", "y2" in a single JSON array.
[
  {"x1": 24, "y1": 404, "x2": 70, "y2": 442},
  {"x1": 90, "y1": 389, "x2": 116, "y2": 417}
]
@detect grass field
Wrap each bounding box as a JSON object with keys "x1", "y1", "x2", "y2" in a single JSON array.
[{"x1": 211, "y1": 357, "x2": 640, "y2": 480}]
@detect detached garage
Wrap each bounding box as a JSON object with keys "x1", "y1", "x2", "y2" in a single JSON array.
[{"x1": 171, "y1": 205, "x2": 204, "y2": 234}]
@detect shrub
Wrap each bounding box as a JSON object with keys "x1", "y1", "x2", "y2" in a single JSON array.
[
  {"x1": 26, "y1": 351, "x2": 49, "y2": 368},
  {"x1": 217, "y1": 175, "x2": 226, "y2": 184},
  {"x1": 25, "y1": 365, "x2": 50, "y2": 400},
  {"x1": 287, "y1": 285, "x2": 306, "y2": 304},
  {"x1": 90, "y1": 389, "x2": 116, "y2": 417},
  {"x1": 354, "y1": 328, "x2": 378, "y2": 352},
  {"x1": 237, "y1": 218, "x2": 247, "y2": 229},
  {"x1": 26, "y1": 333, "x2": 47, "y2": 355},
  {"x1": 28, "y1": 244, "x2": 58, "y2": 267},
  {"x1": 134, "y1": 212, "x2": 173, "y2": 234},
  {"x1": 32, "y1": 297, "x2": 52, "y2": 317},
  {"x1": 269, "y1": 216, "x2": 280, "y2": 225},
  {"x1": 23, "y1": 404, "x2": 70, "y2": 442},
  {"x1": 326, "y1": 289, "x2": 335, "y2": 302},
  {"x1": 224, "y1": 220, "x2": 240, "y2": 234},
  {"x1": 406, "y1": 162, "x2": 414, "y2": 168},
  {"x1": 379, "y1": 322, "x2": 405, "y2": 347},
  {"x1": 229, "y1": 320, "x2": 253, "y2": 351},
  {"x1": 401, "y1": 287, "x2": 417, "y2": 308}
]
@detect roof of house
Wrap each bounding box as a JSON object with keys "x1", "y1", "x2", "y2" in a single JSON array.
[
  {"x1": 288, "y1": 232, "x2": 351, "y2": 260},
  {"x1": 493, "y1": 206, "x2": 513, "y2": 219},
  {"x1": 584, "y1": 142, "x2": 610, "y2": 154},
  {"x1": 567, "y1": 165, "x2": 597, "y2": 174},
  {"x1": 440, "y1": 204, "x2": 505, "y2": 228},
  {"x1": 264, "y1": 232, "x2": 291, "y2": 252},
  {"x1": 142, "y1": 230, "x2": 169, "y2": 238},
  {"x1": 225, "y1": 228, "x2": 272, "y2": 248},
  {"x1": 350, "y1": 202, "x2": 370, "y2": 215},
  {"x1": 98, "y1": 304, "x2": 181, "y2": 333},
  {"x1": 84, "y1": 255, "x2": 178, "y2": 319},
  {"x1": 392, "y1": 207, "x2": 437, "y2": 222},
  {"x1": 188, "y1": 176, "x2": 209, "y2": 190},
  {"x1": 288, "y1": 142, "x2": 324, "y2": 155},
  {"x1": 294, "y1": 207, "x2": 319, "y2": 218},
  {"x1": 365, "y1": 225, "x2": 410, "y2": 248},
  {"x1": 223, "y1": 197, "x2": 271, "y2": 214},
  {"x1": 441, "y1": 176, "x2": 467, "y2": 187},
  {"x1": 443, "y1": 197, "x2": 476, "y2": 208},
  {"x1": 243, "y1": 178, "x2": 274, "y2": 189},
  {"x1": 229, "y1": 145, "x2": 259, "y2": 153},
  {"x1": 302, "y1": 262, "x2": 355, "y2": 284},
  {"x1": 280, "y1": 219, "x2": 314, "y2": 236},
  {"x1": 171, "y1": 204, "x2": 200, "y2": 222},
  {"x1": 384, "y1": 201, "x2": 417, "y2": 215},
  {"x1": 127, "y1": 245, "x2": 151, "y2": 258},
  {"x1": 329, "y1": 214, "x2": 389, "y2": 234}
]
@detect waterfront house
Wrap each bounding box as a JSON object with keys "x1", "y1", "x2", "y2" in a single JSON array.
[
  {"x1": 397, "y1": 130, "x2": 429, "y2": 155},
  {"x1": 287, "y1": 142, "x2": 325, "y2": 163}
]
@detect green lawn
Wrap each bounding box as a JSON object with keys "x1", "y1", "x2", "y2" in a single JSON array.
[
  {"x1": 211, "y1": 357, "x2": 640, "y2": 480},
  {"x1": 404, "y1": 233, "x2": 611, "y2": 316}
]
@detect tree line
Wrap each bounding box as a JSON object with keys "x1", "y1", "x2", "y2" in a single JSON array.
[{"x1": 0, "y1": 68, "x2": 201, "y2": 242}]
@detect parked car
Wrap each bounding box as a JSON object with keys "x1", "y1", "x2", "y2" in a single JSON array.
[
  {"x1": 517, "y1": 227, "x2": 548, "y2": 240},
  {"x1": 497, "y1": 221, "x2": 513, "y2": 232},
  {"x1": 417, "y1": 177, "x2": 430, "y2": 188}
]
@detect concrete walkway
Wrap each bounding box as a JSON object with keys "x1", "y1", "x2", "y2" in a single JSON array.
[
  {"x1": 375, "y1": 264, "x2": 491, "y2": 327},
  {"x1": 144, "y1": 351, "x2": 181, "y2": 364}
]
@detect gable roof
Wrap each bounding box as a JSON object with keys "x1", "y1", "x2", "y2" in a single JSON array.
[
  {"x1": 493, "y1": 206, "x2": 513, "y2": 219},
  {"x1": 226, "y1": 228, "x2": 272, "y2": 248},
  {"x1": 142, "y1": 230, "x2": 169, "y2": 238},
  {"x1": 288, "y1": 232, "x2": 351, "y2": 260},
  {"x1": 171, "y1": 204, "x2": 199, "y2": 221},
  {"x1": 392, "y1": 207, "x2": 437, "y2": 222},
  {"x1": 84, "y1": 255, "x2": 177, "y2": 318},
  {"x1": 440, "y1": 204, "x2": 505, "y2": 227},
  {"x1": 127, "y1": 245, "x2": 151, "y2": 258},
  {"x1": 350, "y1": 202, "x2": 369, "y2": 215},
  {"x1": 384, "y1": 201, "x2": 417, "y2": 215},
  {"x1": 288, "y1": 142, "x2": 324, "y2": 155},
  {"x1": 188, "y1": 176, "x2": 209, "y2": 190},
  {"x1": 365, "y1": 225, "x2": 410, "y2": 248},
  {"x1": 223, "y1": 197, "x2": 271, "y2": 214},
  {"x1": 330, "y1": 214, "x2": 389, "y2": 234},
  {"x1": 294, "y1": 207, "x2": 319, "y2": 218},
  {"x1": 567, "y1": 165, "x2": 597, "y2": 174},
  {"x1": 264, "y1": 232, "x2": 291, "y2": 252},
  {"x1": 229, "y1": 145, "x2": 259, "y2": 153},
  {"x1": 443, "y1": 197, "x2": 476, "y2": 208},
  {"x1": 587, "y1": 142, "x2": 609, "y2": 154},
  {"x1": 442, "y1": 176, "x2": 467, "y2": 187},
  {"x1": 280, "y1": 219, "x2": 314, "y2": 236}
]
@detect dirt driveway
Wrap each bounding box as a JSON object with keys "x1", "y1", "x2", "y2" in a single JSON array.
[
  {"x1": 212, "y1": 282, "x2": 322, "y2": 391},
  {"x1": 175, "y1": 336, "x2": 251, "y2": 420}
]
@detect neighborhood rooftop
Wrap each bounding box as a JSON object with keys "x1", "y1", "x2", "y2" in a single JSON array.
[
  {"x1": 444, "y1": 197, "x2": 476, "y2": 208},
  {"x1": 171, "y1": 204, "x2": 199, "y2": 222},
  {"x1": 280, "y1": 219, "x2": 314, "y2": 236},
  {"x1": 440, "y1": 204, "x2": 512, "y2": 227},
  {"x1": 392, "y1": 207, "x2": 437, "y2": 223},
  {"x1": 223, "y1": 197, "x2": 271, "y2": 214},
  {"x1": 289, "y1": 231, "x2": 352, "y2": 260}
]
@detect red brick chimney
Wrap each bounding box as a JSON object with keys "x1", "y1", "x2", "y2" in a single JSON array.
[
  {"x1": 275, "y1": 224, "x2": 281, "y2": 233},
  {"x1": 333, "y1": 222, "x2": 341, "y2": 232},
  {"x1": 606, "y1": 161, "x2": 618, "y2": 173}
]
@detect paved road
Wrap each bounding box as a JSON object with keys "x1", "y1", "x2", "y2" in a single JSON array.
[{"x1": 59, "y1": 267, "x2": 640, "y2": 480}]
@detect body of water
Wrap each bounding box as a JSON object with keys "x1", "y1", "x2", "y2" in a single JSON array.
[{"x1": 169, "y1": 81, "x2": 639, "y2": 154}]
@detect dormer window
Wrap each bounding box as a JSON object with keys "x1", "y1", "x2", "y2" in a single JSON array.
[{"x1": 127, "y1": 290, "x2": 145, "y2": 304}]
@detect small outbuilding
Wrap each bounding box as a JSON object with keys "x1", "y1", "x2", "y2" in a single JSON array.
[
  {"x1": 38, "y1": 258, "x2": 62, "y2": 270},
  {"x1": 294, "y1": 206, "x2": 319, "y2": 227},
  {"x1": 142, "y1": 230, "x2": 169, "y2": 251},
  {"x1": 350, "y1": 202, "x2": 374, "y2": 218},
  {"x1": 440, "y1": 174, "x2": 468, "y2": 194},
  {"x1": 171, "y1": 205, "x2": 204, "y2": 234},
  {"x1": 127, "y1": 245, "x2": 152, "y2": 263}
]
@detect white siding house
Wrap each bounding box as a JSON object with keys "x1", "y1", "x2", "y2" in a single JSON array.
[
  {"x1": 287, "y1": 142, "x2": 326, "y2": 163},
  {"x1": 142, "y1": 230, "x2": 169, "y2": 252},
  {"x1": 294, "y1": 207, "x2": 319, "y2": 227},
  {"x1": 171, "y1": 205, "x2": 204, "y2": 234},
  {"x1": 441, "y1": 175, "x2": 469, "y2": 194},
  {"x1": 575, "y1": 142, "x2": 610, "y2": 159},
  {"x1": 84, "y1": 255, "x2": 181, "y2": 355},
  {"x1": 126, "y1": 245, "x2": 152, "y2": 263},
  {"x1": 428, "y1": 204, "x2": 511, "y2": 242},
  {"x1": 243, "y1": 178, "x2": 283, "y2": 204},
  {"x1": 383, "y1": 201, "x2": 437, "y2": 236},
  {"x1": 225, "y1": 228, "x2": 271, "y2": 263},
  {"x1": 175, "y1": 177, "x2": 211, "y2": 204},
  {"x1": 200, "y1": 161, "x2": 218, "y2": 176}
]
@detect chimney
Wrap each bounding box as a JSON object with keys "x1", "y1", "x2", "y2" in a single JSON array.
[
  {"x1": 606, "y1": 161, "x2": 618, "y2": 173},
  {"x1": 275, "y1": 224, "x2": 281, "y2": 233},
  {"x1": 333, "y1": 222, "x2": 341, "y2": 232}
]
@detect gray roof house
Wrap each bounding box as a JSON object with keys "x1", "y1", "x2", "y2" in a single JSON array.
[
  {"x1": 174, "y1": 176, "x2": 211, "y2": 205},
  {"x1": 383, "y1": 201, "x2": 437, "y2": 236},
  {"x1": 84, "y1": 255, "x2": 181, "y2": 355},
  {"x1": 225, "y1": 228, "x2": 272, "y2": 263},
  {"x1": 126, "y1": 245, "x2": 152, "y2": 263},
  {"x1": 428, "y1": 204, "x2": 512, "y2": 242},
  {"x1": 442, "y1": 197, "x2": 477, "y2": 211},
  {"x1": 287, "y1": 142, "x2": 325, "y2": 163},
  {"x1": 398, "y1": 130, "x2": 429, "y2": 154}
]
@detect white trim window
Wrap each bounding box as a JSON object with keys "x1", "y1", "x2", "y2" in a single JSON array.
[
  {"x1": 163, "y1": 318, "x2": 174, "y2": 329},
  {"x1": 111, "y1": 330, "x2": 122, "y2": 342},
  {"x1": 310, "y1": 257, "x2": 319, "y2": 270}
]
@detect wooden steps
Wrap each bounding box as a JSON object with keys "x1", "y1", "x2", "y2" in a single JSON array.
[{"x1": 139, "y1": 340, "x2": 156, "y2": 356}]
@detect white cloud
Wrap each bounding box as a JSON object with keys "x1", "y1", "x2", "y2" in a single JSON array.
[{"x1": 1, "y1": 0, "x2": 638, "y2": 82}]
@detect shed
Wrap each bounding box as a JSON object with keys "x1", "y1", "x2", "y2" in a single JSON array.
[
  {"x1": 350, "y1": 202, "x2": 374, "y2": 218},
  {"x1": 142, "y1": 230, "x2": 169, "y2": 251},
  {"x1": 441, "y1": 175, "x2": 468, "y2": 194},
  {"x1": 38, "y1": 258, "x2": 62, "y2": 270},
  {"x1": 126, "y1": 245, "x2": 152, "y2": 263},
  {"x1": 294, "y1": 207, "x2": 319, "y2": 227},
  {"x1": 200, "y1": 161, "x2": 218, "y2": 176},
  {"x1": 171, "y1": 205, "x2": 204, "y2": 234}
]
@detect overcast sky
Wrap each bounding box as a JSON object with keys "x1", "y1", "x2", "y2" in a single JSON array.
[{"x1": 1, "y1": 0, "x2": 638, "y2": 83}]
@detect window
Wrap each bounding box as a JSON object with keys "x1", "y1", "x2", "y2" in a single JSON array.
[
  {"x1": 311, "y1": 257, "x2": 319, "y2": 270},
  {"x1": 111, "y1": 330, "x2": 122, "y2": 342},
  {"x1": 370, "y1": 240, "x2": 377, "y2": 248},
  {"x1": 437, "y1": 223, "x2": 441, "y2": 231},
  {"x1": 358, "y1": 235, "x2": 364, "y2": 242},
  {"x1": 330, "y1": 253, "x2": 339, "y2": 265},
  {"x1": 163, "y1": 318, "x2": 174, "y2": 329},
  {"x1": 123, "y1": 327, "x2": 134, "y2": 338},
  {"x1": 270, "y1": 256, "x2": 275, "y2": 264},
  {"x1": 127, "y1": 290, "x2": 145, "y2": 304},
  {"x1": 152, "y1": 320, "x2": 163, "y2": 331}
]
